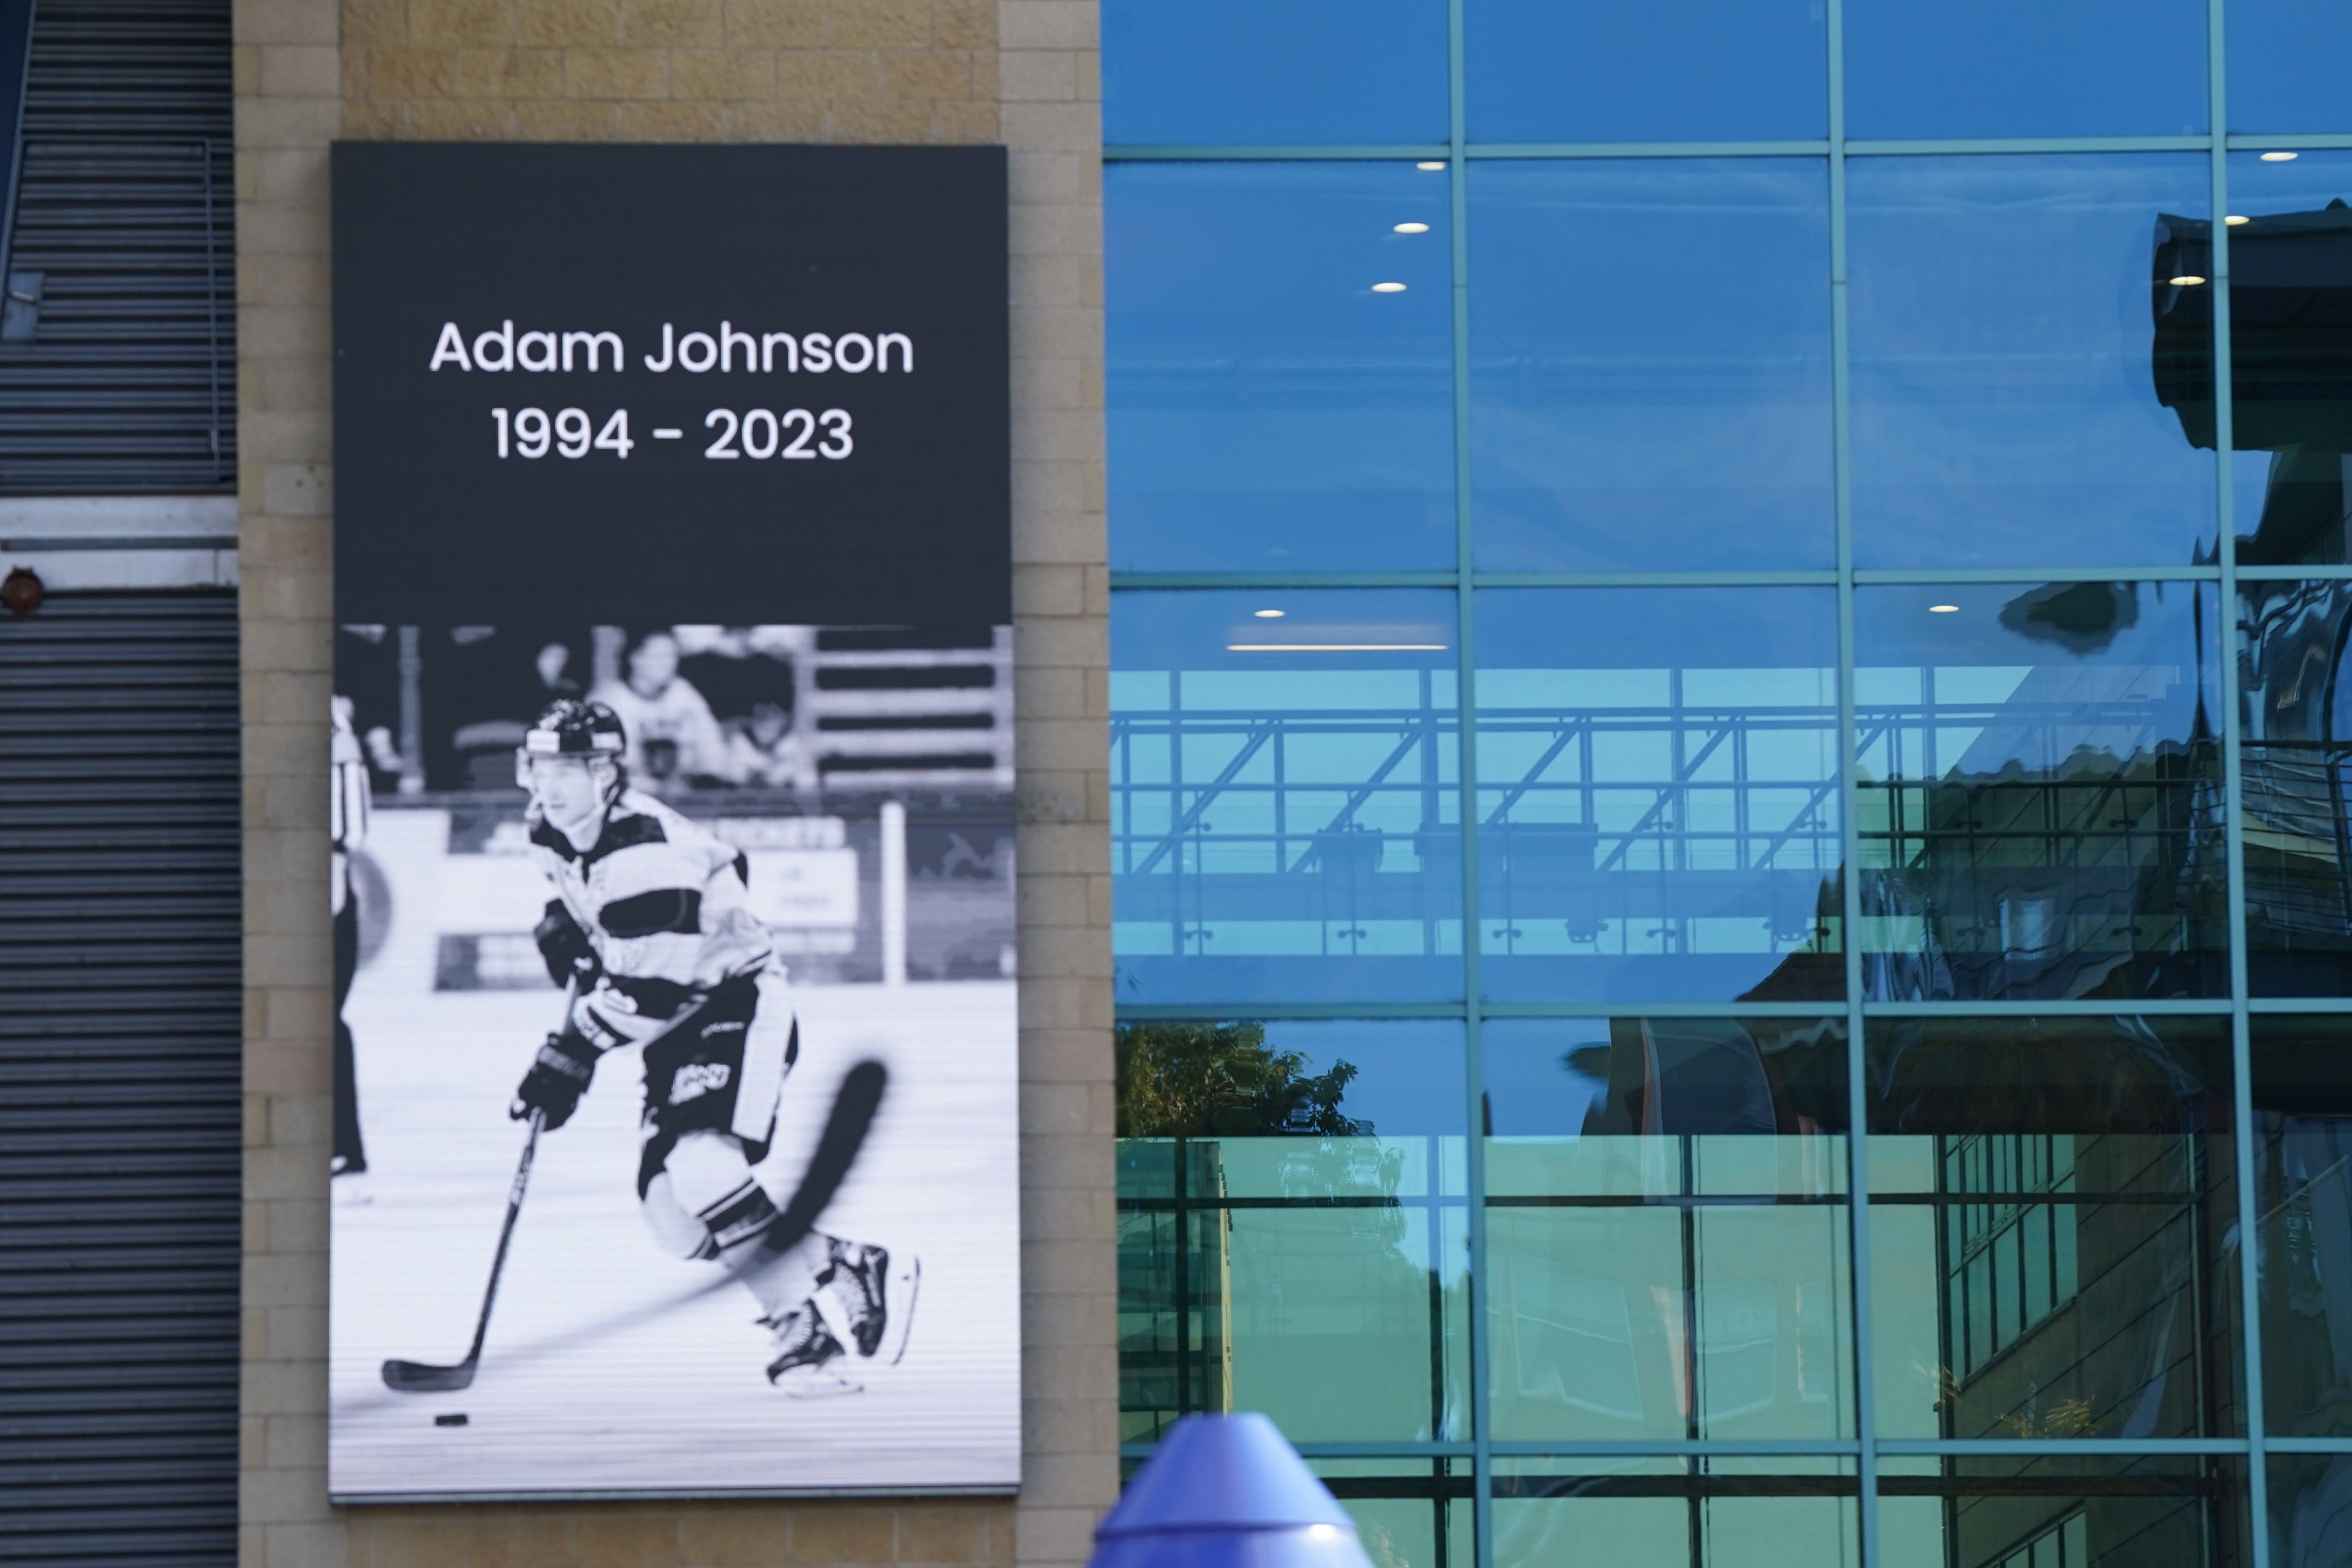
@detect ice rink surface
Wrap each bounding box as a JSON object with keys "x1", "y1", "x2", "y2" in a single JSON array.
[{"x1": 329, "y1": 972, "x2": 1020, "y2": 1499}]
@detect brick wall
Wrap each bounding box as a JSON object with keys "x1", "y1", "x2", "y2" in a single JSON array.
[{"x1": 232, "y1": 0, "x2": 1111, "y2": 1560}]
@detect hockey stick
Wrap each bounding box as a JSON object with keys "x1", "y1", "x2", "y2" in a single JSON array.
[{"x1": 381, "y1": 1106, "x2": 544, "y2": 1393}]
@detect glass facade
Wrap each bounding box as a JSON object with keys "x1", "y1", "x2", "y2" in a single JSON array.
[{"x1": 1103, "y1": 1, "x2": 2352, "y2": 1563}]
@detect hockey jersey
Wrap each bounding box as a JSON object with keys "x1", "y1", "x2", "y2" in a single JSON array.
[{"x1": 528, "y1": 788, "x2": 772, "y2": 1044}]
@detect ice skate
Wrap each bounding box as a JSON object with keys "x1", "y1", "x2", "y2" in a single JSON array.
[
  {"x1": 823, "y1": 1242, "x2": 920, "y2": 1365},
  {"x1": 762, "y1": 1306, "x2": 862, "y2": 1398}
]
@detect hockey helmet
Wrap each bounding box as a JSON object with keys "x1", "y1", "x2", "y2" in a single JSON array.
[{"x1": 516, "y1": 698, "x2": 627, "y2": 791}]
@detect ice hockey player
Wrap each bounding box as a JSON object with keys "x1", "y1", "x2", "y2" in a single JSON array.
[{"x1": 508, "y1": 697, "x2": 915, "y2": 1394}]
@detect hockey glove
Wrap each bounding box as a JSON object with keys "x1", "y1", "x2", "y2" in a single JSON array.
[
  {"x1": 533, "y1": 900, "x2": 601, "y2": 990},
  {"x1": 511, "y1": 1030, "x2": 600, "y2": 1130}
]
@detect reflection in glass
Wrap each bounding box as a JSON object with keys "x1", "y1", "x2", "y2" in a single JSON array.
[
  {"x1": 2209, "y1": 153, "x2": 2352, "y2": 570},
  {"x1": 2252, "y1": 1019, "x2": 2352, "y2": 1437},
  {"x1": 1462, "y1": 0, "x2": 1825, "y2": 145},
  {"x1": 1493, "y1": 1460, "x2": 1857, "y2": 1568},
  {"x1": 1847, "y1": 157, "x2": 2216, "y2": 569},
  {"x1": 1111, "y1": 590, "x2": 1461, "y2": 1004},
  {"x1": 1866, "y1": 1018, "x2": 2240, "y2": 1441},
  {"x1": 1879, "y1": 1455, "x2": 2250, "y2": 1568},
  {"x1": 1842, "y1": 0, "x2": 2206, "y2": 139},
  {"x1": 1468, "y1": 162, "x2": 1833, "y2": 572},
  {"x1": 1475, "y1": 589, "x2": 1842, "y2": 1003},
  {"x1": 1483, "y1": 1018, "x2": 1851, "y2": 1444},
  {"x1": 1854, "y1": 584, "x2": 2225, "y2": 1002},
  {"x1": 1115, "y1": 1019, "x2": 1469, "y2": 1444},
  {"x1": 2227, "y1": 0, "x2": 2352, "y2": 136},
  {"x1": 1313, "y1": 1460, "x2": 1472, "y2": 1568},
  {"x1": 1107, "y1": 165, "x2": 1456, "y2": 572},
  {"x1": 2237, "y1": 581, "x2": 2352, "y2": 992},
  {"x1": 1101, "y1": 0, "x2": 1447, "y2": 146},
  {"x1": 2269, "y1": 1453, "x2": 2352, "y2": 1568}
]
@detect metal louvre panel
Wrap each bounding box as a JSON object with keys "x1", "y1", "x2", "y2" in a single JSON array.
[
  {"x1": 0, "y1": 592, "x2": 240, "y2": 1567},
  {"x1": 0, "y1": 0, "x2": 234, "y2": 494}
]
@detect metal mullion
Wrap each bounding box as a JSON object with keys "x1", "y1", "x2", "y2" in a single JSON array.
[
  {"x1": 2226, "y1": 133, "x2": 2352, "y2": 150},
  {"x1": 1488, "y1": 1440, "x2": 1864, "y2": 1458},
  {"x1": 1852, "y1": 565, "x2": 2222, "y2": 584},
  {"x1": 2238, "y1": 564, "x2": 2352, "y2": 580},
  {"x1": 2210, "y1": 12, "x2": 2273, "y2": 1560},
  {"x1": 1110, "y1": 572, "x2": 1463, "y2": 589},
  {"x1": 1861, "y1": 999, "x2": 2233, "y2": 1017},
  {"x1": 1118, "y1": 1441, "x2": 1479, "y2": 1460},
  {"x1": 1875, "y1": 1438, "x2": 2254, "y2": 1456},
  {"x1": 2246, "y1": 996, "x2": 2352, "y2": 1013},
  {"x1": 1469, "y1": 140, "x2": 1831, "y2": 159},
  {"x1": 1843, "y1": 136, "x2": 2211, "y2": 155},
  {"x1": 1827, "y1": 1, "x2": 1880, "y2": 1558},
  {"x1": 1445, "y1": 4, "x2": 1492, "y2": 1561},
  {"x1": 1103, "y1": 144, "x2": 1454, "y2": 162}
]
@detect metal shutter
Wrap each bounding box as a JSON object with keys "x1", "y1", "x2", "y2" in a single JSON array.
[
  {"x1": 0, "y1": 0, "x2": 235, "y2": 494},
  {"x1": 0, "y1": 590, "x2": 241, "y2": 1567}
]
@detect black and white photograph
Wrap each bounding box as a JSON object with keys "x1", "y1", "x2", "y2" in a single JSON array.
[{"x1": 327, "y1": 142, "x2": 1017, "y2": 1499}]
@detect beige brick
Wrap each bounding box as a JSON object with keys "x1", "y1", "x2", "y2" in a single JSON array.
[
  {"x1": 928, "y1": 97, "x2": 997, "y2": 142},
  {"x1": 824, "y1": 96, "x2": 931, "y2": 140},
  {"x1": 722, "y1": 0, "x2": 822, "y2": 44},
  {"x1": 512, "y1": 97, "x2": 623, "y2": 137},
  {"x1": 774, "y1": 48, "x2": 876, "y2": 96},
  {"x1": 402, "y1": 95, "x2": 520, "y2": 135},
  {"x1": 618, "y1": 98, "x2": 726, "y2": 137},
  {"x1": 339, "y1": 97, "x2": 405, "y2": 137},
  {"x1": 676, "y1": 1507, "x2": 790, "y2": 1568},
  {"x1": 341, "y1": 0, "x2": 404, "y2": 43},
  {"x1": 668, "y1": 47, "x2": 774, "y2": 99},
  {"x1": 258, "y1": 42, "x2": 339, "y2": 95},
  {"x1": 454, "y1": 47, "x2": 566, "y2": 97},
  {"x1": 620, "y1": 0, "x2": 724, "y2": 43},
  {"x1": 466, "y1": 1509, "x2": 581, "y2": 1568},
  {"x1": 825, "y1": 0, "x2": 929, "y2": 46},
  {"x1": 998, "y1": 0, "x2": 1093, "y2": 50},
  {"x1": 339, "y1": 46, "x2": 371, "y2": 98},
  {"x1": 408, "y1": 0, "x2": 514, "y2": 44},
  {"x1": 931, "y1": 0, "x2": 990, "y2": 48},
  {"x1": 573, "y1": 1509, "x2": 682, "y2": 1567},
  {"x1": 516, "y1": 0, "x2": 621, "y2": 45},
  {"x1": 998, "y1": 48, "x2": 1072, "y2": 101},
  {"x1": 364, "y1": 44, "x2": 456, "y2": 97},
  {"x1": 563, "y1": 45, "x2": 668, "y2": 97},
  {"x1": 237, "y1": 0, "x2": 341, "y2": 44},
  {"x1": 789, "y1": 1506, "x2": 896, "y2": 1563},
  {"x1": 721, "y1": 98, "x2": 829, "y2": 138},
  {"x1": 881, "y1": 47, "x2": 969, "y2": 99},
  {"x1": 897, "y1": 1505, "x2": 1000, "y2": 1563}
]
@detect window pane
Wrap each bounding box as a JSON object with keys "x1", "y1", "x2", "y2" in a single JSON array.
[
  {"x1": 1880, "y1": 1455, "x2": 2249, "y2": 1567},
  {"x1": 1113, "y1": 590, "x2": 1461, "y2": 1003},
  {"x1": 2228, "y1": 1, "x2": 2352, "y2": 135},
  {"x1": 2269, "y1": 1453, "x2": 2352, "y2": 1568},
  {"x1": 1115, "y1": 1020, "x2": 1470, "y2": 1444},
  {"x1": 1484, "y1": 1018, "x2": 1852, "y2": 1445},
  {"x1": 1102, "y1": 0, "x2": 1447, "y2": 146},
  {"x1": 1469, "y1": 161, "x2": 1834, "y2": 573},
  {"x1": 1847, "y1": 156, "x2": 2216, "y2": 570},
  {"x1": 2219, "y1": 152, "x2": 2352, "y2": 573},
  {"x1": 2251, "y1": 1018, "x2": 2352, "y2": 1438},
  {"x1": 1313, "y1": 1460, "x2": 1473, "y2": 1568},
  {"x1": 1866, "y1": 1018, "x2": 2241, "y2": 1441},
  {"x1": 1476, "y1": 588, "x2": 1841, "y2": 1004},
  {"x1": 1494, "y1": 1460, "x2": 1858, "y2": 1568},
  {"x1": 1843, "y1": 0, "x2": 2206, "y2": 138},
  {"x1": 1854, "y1": 583, "x2": 2226, "y2": 1002},
  {"x1": 1107, "y1": 163, "x2": 1457, "y2": 572},
  {"x1": 1463, "y1": 0, "x2": 1825, "y2": 143},
  {"x1": 2239, "y1": 580, "x2": 2352, "y2": 993}
]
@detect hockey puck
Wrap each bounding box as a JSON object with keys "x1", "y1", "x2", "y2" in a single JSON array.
[{"x1": 434, "y1": 1412, "x2": 469, "y2": 1427}]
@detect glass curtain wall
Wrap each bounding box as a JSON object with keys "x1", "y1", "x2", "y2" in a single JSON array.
[{"x1": 1104, "y1": 2, "x2": 2352, "y2": 1565}]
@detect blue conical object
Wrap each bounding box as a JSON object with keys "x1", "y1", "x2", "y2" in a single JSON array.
[{"x1": 1089, "y1": 1414, "x2": 1375, "y2": 1568}]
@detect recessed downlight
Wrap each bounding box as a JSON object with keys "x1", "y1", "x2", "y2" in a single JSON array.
[
  {"x1": 1929, "y1": 604, "x2": 1960, "y2": 614},
  {"x1": 1416, "y1": 160, "x2": 1447, "y2": 171},
  {"x1": 2169, "y1": 274, "x2": 2208, "y2": 286},
  {"x1": 2226, "y1": 215, "x2": 2252, "y2": 225},
  {"x1": 1393, "y1": 221, "x2": 1431, "y2": 234},
  {"x1": 2261, "y1": 151, "x2": 2300, "y2": 162},
  {"x1": 1254, "y1": 608, "x2": 1285, "y2": 618},
  {"x1": 1372, "y1": 281, "x2": 1407, "y2": 293}
]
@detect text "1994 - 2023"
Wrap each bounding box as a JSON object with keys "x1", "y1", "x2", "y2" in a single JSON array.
[{"x1": 489, "y1": 407, "x2": 854, "y2": 461}]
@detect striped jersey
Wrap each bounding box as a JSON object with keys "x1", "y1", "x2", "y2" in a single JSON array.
[{"x1": 528, "y1": 789, "x2": 772, "y2": 1040}]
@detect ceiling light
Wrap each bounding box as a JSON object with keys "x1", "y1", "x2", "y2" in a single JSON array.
[
  {"x1": 1253, "y1": 608, "x2": 1284, "y2": 618},
  {"x1": 1393, "y1": 221, "x2": 1431, "y2": 234},
  {"x1": 2261, "y1": 151, "x2": 2299, "y2": 161},
  {"x1": 2226, "y1": 215, "x2": 2251, "y2": 225},
  {"x1": 1928, "y1": 604, "x2": 1960, "y2": 614},
  {"x1": 1226, "y1": 643, "x2": 1448, "y2": 652},
  {"x1": 1416, "y1": 160, "x2": 1447, "y2": 171},
  {"x1": 2169, "y1": 274, "x2": 2207, "y2": 286},
  {"x1": 1371, "y1": 282, "x2": 1407, "y2": 293}
]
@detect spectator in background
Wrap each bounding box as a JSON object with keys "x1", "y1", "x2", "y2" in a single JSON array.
[
  {"x1": 590, "y1": 629, "x2": 729, "y2": 790},
  {"x1": 722, "y1": 699, "x2": 818, "y2": 791}
]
